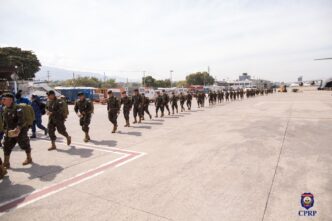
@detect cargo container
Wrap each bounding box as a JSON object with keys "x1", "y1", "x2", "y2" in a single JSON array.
[{"x1": 54, "y1": 87, "x2": 95, "y2": 103}]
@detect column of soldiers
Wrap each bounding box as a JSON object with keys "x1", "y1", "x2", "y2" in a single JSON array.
[{"x1": 0, "y1": 87, "x2": 274, "y2": 179}]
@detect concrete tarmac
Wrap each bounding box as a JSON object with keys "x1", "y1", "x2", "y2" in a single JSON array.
[{"x1": 0, "y1": 90, "x2": 331, "y2": 221}]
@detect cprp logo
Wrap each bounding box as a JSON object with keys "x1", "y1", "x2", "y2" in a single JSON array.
[{"x1": 298, "y1": 192, "x2": 317, "y2": 217}]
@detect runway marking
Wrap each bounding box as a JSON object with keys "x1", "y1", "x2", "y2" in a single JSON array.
[{"x1": 0, "y1": 140, "x2": 146, "y2": 215}]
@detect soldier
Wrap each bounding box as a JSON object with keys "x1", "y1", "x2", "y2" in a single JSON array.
[
  {"x1": 74, "y1": 92, "x2": 93, "y2": 142},
  {"x1": 155, "y1": 91, "x2": 164, "y2": 117},
  {"x1": 179, "y1": 92, "x2": 186, "y2": 112},
  {"x1": 220, "y1": 90, "x2": 224, "y2": 102},
  {"x1": 132, "y1": 89, "x2": 142, "y2": 123},
  {"x1": 170, "y1": 92, "x2": 178, "y2": 114},
  {"x1": 217, "y1": 90, "x2": 222, "y2": 103},
  {"x1": 162, "y1": 90, "x2": 171, "y2": 115},
  {"x1": 208, "y1": 91, "x2": 214, "y2": 105},
  {"x1": 46, "y1": 90, "x2": 71, "y2": 150},
  {"x1": 2, "y1": 93, "x2": 33, "y2": 168},
  {"x1": 200, "y1": 92, "x2": 205, "y2": 107},
  {"x1": 186, "y1": 92, "x2": 192, "y2": 110},
  {"x1": 196, "y1": 92, "x2": 201, "y2": 108},
  {"x1": 107, "y1": 90, "x2": 120, "y2": 133},
  {"x1": 120, "y1": 91, "x2": 132, "y2": 127},
  {"x1": 141, "y1": 93, "x2": 152, "y2": 120},
  {"x1": 225, "y1": 90, "x2": 230, "y2": 101}
]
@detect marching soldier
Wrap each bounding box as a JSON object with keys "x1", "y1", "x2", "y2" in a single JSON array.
[
  {"x1": 208, "y1": 91, "x2": 214, "y2": 105},
  {"x1": 107, "y1": 90, "x2": 120, "y2": 133},
  {"x1": 155, "y1": 91, "x2": 164, "y2": 117},
  {"x1": 186, "y1": 92, "x2": 192, "y2": 110},
  {"x1": 132, "y1": 89, "x2": 142, "y2": 123},
  {"x1": 141, "y1": 93, "x2": 152, "y2": 120},
  {"x1": 46, "y1": 90, "x2": 71, "y2": 151},
  {"x1": 74, "y1": 92, "x2": 93, "y2": 142},
  {"x1": 162, "y1": 90, "x2": 171, "y2": 115},
  {"x1": 170, "y1": 92, "x2": 178, "y2": 114},
  {"x1": 120, "y1": 91, "x2": 132, "y2": 127},
  {"x1": 225, "y1": 90, "x2": 230, "y2": 101},
  {"x1": 179, "y1": 92, "x2": 186, "y2": 112},
  {"x1": 2, "y1": 93, "x2": 33, "y2": 168}
]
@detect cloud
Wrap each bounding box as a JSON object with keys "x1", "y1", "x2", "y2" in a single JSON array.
[{"x1": 0, "y1": 0, "x2": 331, "y2": 81}]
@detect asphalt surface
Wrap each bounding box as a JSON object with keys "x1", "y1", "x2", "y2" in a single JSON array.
[{"x1": 0, "y1": 89, "x2": 331, "y2": 221}]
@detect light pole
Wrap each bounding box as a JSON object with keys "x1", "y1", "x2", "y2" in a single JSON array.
[{"x1": 170, "y1": 70, "x2": 173, "y2": 88}]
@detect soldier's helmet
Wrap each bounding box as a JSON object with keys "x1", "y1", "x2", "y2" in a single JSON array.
[
  {"x1": 77, "y1": 91, "x2": 84, "y2": 96},
  {"x1": 121, "y1": 91, "x2": 126, "y2": 95},
  {"x1": 107, "y1": 90, "x2": 113, "y2": 94},
  {"x1": 2, "y1": 93, "x2": 15, "y2": 99},
  {"x1": 162, "y1": 90, "x2": 165, "y2": 92},
  {"x1": 46, "y1": 90, "x2": 55, "y2": 96},
  {"x1": 156, "y1": 91, "x2": 160, "y2": 94},
  {"x1": 141, "y1": 93, "x2": 145, "y2": 96}
]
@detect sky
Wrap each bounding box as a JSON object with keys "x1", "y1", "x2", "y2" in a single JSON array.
[{"x1": 0, "y1": 0, "x2": 332, "y2": 82}]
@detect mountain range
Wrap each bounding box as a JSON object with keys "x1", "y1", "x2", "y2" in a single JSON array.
[{"x1": 35, "y1": 66, "x2": 139, "y2": 83}]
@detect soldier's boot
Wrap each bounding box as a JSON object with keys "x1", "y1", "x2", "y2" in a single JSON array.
[
  {"x1": 155, "y1": 113, "x2": 158, "y2": 118},
  {"x1": 66, "y1": 136, "x2": 72, "y2": 146},
  {"x1": 0, "y1": 164, "x2": 7, "y2": 179},
  {"x1": 30, "y1": 133, "x2": 36, "y2": 139},
  {"x1": 142, "y1": 116, "x2": 145, "y2": 120},
  {"x1": 172, "y1": 111, "x2": 174, "y2": 115},
  {"x1": 112, "y1": 125, "x2": 118, "y2": 133},
  {"x1": 84, "y1": 132, "x2": 90, "y2": 142},
  {"x1": 133, "y1": 118, "x2": 137, "y2": 124},
  {"x1": 48, "y1": 141, "x2": 57, "y2": 151},
  {"x1": 168, "y1": 111, "x2": 170, "y2": 115},
  {"x1": 161, "y1": 113, "x2": 164, "y2": 118},
  {"x1": 126, "y1": 120, "x2": 130, "y2": 127},
  {"x1": 44, "y1": 128, "x2": 48, "y2": 136},
  {"x1": 22, "y1": 153, "x2": 33, "y2": 166},
  {"x1": 149, "y1": 114, "x2": 152, "y2": 119},
  {"x1": 3, "y1": 155, "x2": 10, "y2": 169},
  {"x1": 138, "y1": 118, "x2": 141, "y2": 123}
]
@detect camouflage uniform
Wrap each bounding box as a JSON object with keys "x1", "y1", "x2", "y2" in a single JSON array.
[
  {"x1": 141, "y1": 95, "x2": 152, "y2": 119},
  {"x1": 3, "y1": 103, "x2": 32, "y2": 167},
  {"x1": 132, "y1": 93, "x2": 142, "y2": 123},
  {"x1": 74, "y1": 98, "x2": 93, "y2": 133},
  {"x1": 107, "y1": 95, "x2": 120, "y2": 132},
  {"x1": 74, "y1": 98, "x2": 93, "y2": 141},
  {"x1": 170, "y1": 94, "x2": 178, "y2": 114},
  {"x1": 155, "y1": 94, "x2": 164, "y2": 117},
  {"x1": 47, "y1": 98, "x2": 70, "y2": 142},
  {"x1": 162, "y1": 93, "x2": 171, "y2": 115},
  {"x1": 186, "y1": 93, "x2": 192, "y2": 110},
  {"x1": 120, "y1": 95, "x2": 132, "y2": 126},
  {"x1": 179, "y1": 93, "x2": 186, "y2": 111}
]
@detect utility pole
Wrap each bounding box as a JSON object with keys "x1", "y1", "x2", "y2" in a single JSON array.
[
  {"x1": 170, "y1": 70, "x2": 173, "y2": 88},
  {"x1": 72, "y1": 72, "x2": 75, "y2": 87},
  {"x1": 47, "y1": 70, "x2": 50, "y2": 82},
  {"x1": 142, "y1": 71, "x2": 146, "y2": 87}
]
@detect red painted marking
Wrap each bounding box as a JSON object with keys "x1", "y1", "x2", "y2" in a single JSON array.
[{"x1": 0, "y1": 150, "x2": 142, "y2": 213}]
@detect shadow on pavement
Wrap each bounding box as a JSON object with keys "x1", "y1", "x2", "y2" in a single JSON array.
[
  {"x1": 90, "y1": 139, "x2": 117, "y2": 147},
  {"x1": 141, "y1": 122, "x2": 163, "y2": 125},
  {"x1": 117, "y1": 131, "x2": 142, "y2": 136},
  {"x1": 57, "y1": 145, "x2": 94, "y2": 158},
  {"x1": 131, "y1": 125, "x2": 152, "y2": 129},
  {"x1": 0, "y1": 177, "x2": 35, "y2": 205},
  {"x1": 11, "y1": 163, "x2": 63, "y2": 182}
]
